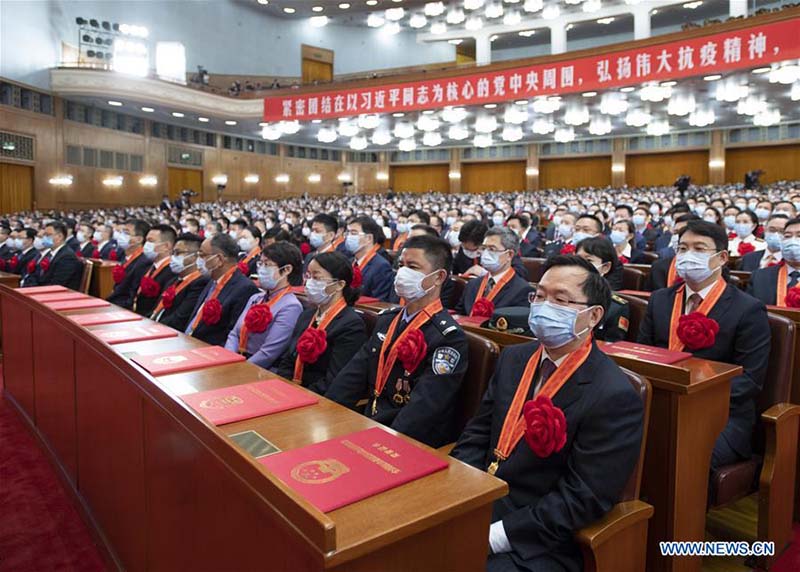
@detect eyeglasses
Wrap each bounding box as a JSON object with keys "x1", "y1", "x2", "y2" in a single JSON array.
[{"x1": 529, "y1": 290, "x2": 589, "y2": 307}]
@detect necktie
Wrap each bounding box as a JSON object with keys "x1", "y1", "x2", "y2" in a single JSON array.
[
  {"x1": 789, "y1": 271, "x2": 800, "y2": 289},
  {"x1": 762, "y1": 253, "x2": 774, "y2": 268},
  {"x1": 533, "y1": 358, "x2": 557, "y2": 397},
  {"x1": 484, "y1": 277, "x2": 495, "y2": 297},
  {"x1": 686, "y1": 292, "x2": 702, "y2": 314}
]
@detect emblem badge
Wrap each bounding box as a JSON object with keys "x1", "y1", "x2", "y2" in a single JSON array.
[
  {"x1": 290, "y1": 459, "x2": 350, "y2": 485},
  {"x1": 153, "y1": 355, "x2": 188, "y2": 365},
  {"x1": 432, "y1": 347, "x2": 461, "y2": 375}
]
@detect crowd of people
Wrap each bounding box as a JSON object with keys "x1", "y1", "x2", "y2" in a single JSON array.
[{"x1": 3, "y1": 180, "x2": 800, "y2": 570}]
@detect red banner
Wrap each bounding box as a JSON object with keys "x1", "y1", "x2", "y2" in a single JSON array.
[{"x1": 264, "y1": 17, "x2": 800, "y2": 122}]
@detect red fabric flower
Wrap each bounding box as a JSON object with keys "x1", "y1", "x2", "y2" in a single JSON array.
[
  {"x1": 92, "y1": 248, "x2": 100, "y2": 259},
  {"x1": 244, "y1": 303, "x2": 272, "y2": 333},
  {"x1": 728, "y1": 232, "x2": 737, "y2": 241},
  {"x1": 139, "y1": 276, "x2": 161, "y2": 298},
  {"x1": 91, "y1": 238, "x2": 98, "y2": 246},
  {"x1": 523, "y1": 395, "x2": 568, "y2": 458},
  {"x1": 297, "y1": 327, "x2": 327, "y2": 364},
  {"x1": 560, "y1": 243, "x2": 576, "y2": 255},
  {"x1": 199, "y1": 229, "x2": 205, "y2": 238},
  {"x1": 396, "y1": 329, "x2": 427, "y2": 373},
  {"x1": 112, "y1": 265, "x2": 126, "y2": 284},
  {"x1": 109, "y1": 249, "x2": 118, "y2": 261},
  {"x1": 737, "y1": 242, "x2": 755, "y2": 256},
  {"x1": 40, "y1": 257, "x2": 50, "y2": 273},
  {"x1": 351, "y1": 263, "x2": 363, "y2": 289},
  {"x1": 75, "y1": 250, "x2": 83, "y2": 258},
  {"x1": 786, "y1": 287, "x2": 800, "y2": 309},
  {"x1": 238, "y1": 260, "x2": 250, "y2": 275},
  {"x1": 300, "y1": 242, "x2": 312, "y2": 256},
  {"x1": 677, "y1": 311, "x2": 720, "y2": 351},
  {"x1": 472, "y1": 298, "x2": 495, "y2": 318},
  {"x1": 161, "y1": 285, "x2": 177, "y2": 309},
  {"x1": 0, "y1": 259, "x2": 5, "y2": 271},
  {"x1": 201, "y1": 298, "x2": 222, "y2": 326},
  {"x1": 618, "y1": 255, "x2": 629, "y2": 265},
  {"x1": 27, "y1": 260, "x2": 36, "y2": 274},
  {"x1": 8, "y1": 255, "x2": 19, "y2": 272}
]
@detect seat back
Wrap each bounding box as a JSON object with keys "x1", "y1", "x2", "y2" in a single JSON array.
[
  {"x1": 641, "y1": 251, "x2": 658, "y2": 264},
  {"x1": 622, "y1": 267, "x2": 646, "y2": 291},
  {"x1": 356, "y1": 308, "x2": 379, "y2": 337},
  {"x1": 617, "y1": 293, "x2": 649, "y2": 342},
  {"x1": 620, "y1": 368, "x2": 652, "y2": 501},
  {"x1": 456, "y1": 331, "x2": 500, "y2": 434},
  {"x1": 448, "y1": 276, "x2": 467, "y2": 310},
  {"x1": 80, "y1": 260, "x2": 94, "y2": 294},
  {"x1": 520, "y1": 257, "x2": 547, "y2": 283}
]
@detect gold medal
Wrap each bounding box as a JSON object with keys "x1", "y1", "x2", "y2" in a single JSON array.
[
  {"x1": 487, "y1": 460, "x2": 499, "y2": 475},
  {"x1": 392, "y1": 392, "x2": 405, "y2": 404},
  {"x1": 371, "y1": 395, "x2": 378, "y2": 416}
]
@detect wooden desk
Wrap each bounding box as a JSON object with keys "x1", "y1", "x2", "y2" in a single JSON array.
[
  {"x1": 88, "y1": 260, "x2": 119, "y2": 300},
  {"x1": 0, "y1": 285, "x2": 506, "y2": 572},
  {"x1": 0, "y1": 271, "x2": 20, "y2": 288}
]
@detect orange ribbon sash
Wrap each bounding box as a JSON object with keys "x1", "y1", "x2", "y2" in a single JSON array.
[
  {"x1": 237, "y1": 286, "x2": 292, "y2": 354},
  {"x1": 668, "y1": 278, "x2": 726, "y2": 352},
  {"x1": 292, "y1": 297, "x2": 347, "y2": 382},
  {"x1": 189, "y1": 265, "x2": 238, "y2": 332},
  {"x1": 471, "y1": 268, "x2": 514, "y2": 317}
]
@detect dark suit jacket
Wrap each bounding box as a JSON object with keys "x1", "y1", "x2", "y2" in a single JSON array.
[
  {"x1": 273, "y1": 306, "x2": 367, "y2": 392},
  {"x1": 654, "y1": 230, "x2": 672, "y2": 252},
  {"x1": 16, "y1": 247, "x2": 39, "y2": 277},
  {"x1": 99, "y1": 241, "x2": 125, "y2": 261},
  {"x1": 455, "y1": 271, "x2": 533, "y2": 316},
  {"x1": 452, "y1": 248, "x2": 529, "y2": 281},
  {"x1": 637, "y1": 283, "x2": 770, "y2": 459},
  {"x1": 132, "y1": 262, "x2": 177, "y2": 317},
  {"x1": 187, "y1": 270, "x2": 259, "y2": 346},
  {"x1": 0, "y1": 243, "x2": 12, "y2": 264},
  {"x1": 66, "y1": 236, "x2": 80, "y2": 253},
  {"x1": 647, "y1": 254, "x2": 674, "y2": 291},
  {"x1": 359, "y1": 251, "x2": 395, "y2": 301},
  {"x1": 238, "y1": 252, "x2": 259, "y2": 276},
  {"x1": 746, "y1": 264, "x2": 799, "y2": 306},
  {"x1": 740, "y1": 250, "x2": 767, "y2": 272},
  {"x1": 77, "y1": 242, "x2": 95, "y2": 259},
  {"x1": 451, "y1": 342, "x2": 643, "y2": 572},
  {"x1": 153, "y1": 274, "x2": 210, "y2": 331},
  {"x1": 107, "y1": 256, "x2": 151, "y2": 309},
  {"x1": 33, "y1": 245, "x2": 83, "y2": 291}
]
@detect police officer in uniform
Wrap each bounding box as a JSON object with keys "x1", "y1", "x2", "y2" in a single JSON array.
[
  {"x1": 576, "y1": 236, "x2": 630, "y2": 342},
  {"x1": 597, "y1": 293, "x2": 630, "y2": 342},
  {"x1": 325, "y1": 235, "x2": 469, "y2": 448}
]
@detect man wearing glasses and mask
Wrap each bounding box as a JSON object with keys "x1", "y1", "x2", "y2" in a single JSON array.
[
  {"x1": 151, "y1": 233, "x2": 209, "y2": 332},
  {"x1": 452, "y1": 256, "x2": 644, "y2": 572}
]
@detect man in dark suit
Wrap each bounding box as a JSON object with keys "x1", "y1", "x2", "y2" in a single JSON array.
[
  {"x1": 748, "y1": 217, "x2": 800, "y2": 305},
  {"x1": 455, "y1": 220, "x2": 529, "y2": 280},
  {"x1": 456, "y1": 227, "x2": 533, "y2": 316},
  {"x1": 152, "y1": 233, "x2": 209, "y2": 332},
  {"x1": 0, "y1": 225, "x2": 12, "y2": 267},
  {"x1": 64, "y1": 219, "x2": 80, "y2": 253},
  {"x1": 13, "y1": 228, "x2": 40, "y2": 278},
  {"x1": 132, "y1": 224, "x2": 177, "y2": 317},
  {"x1": 344, "y1": 216, "x2": 395, "y2": 301},
  {"x1": 75, "y1": 221, "x2": 96, "y2": 258},
  {"x1": 740, "y1": 214, "x2": 788, "y2": 271},
  {"x1": 326, "y1": 235, "x2": 469, "y2": 448},
  {"x1": 96, "y1": 224, "x2": 124, "y2": 261},
  {"x1": 107, "y1": 220, "x2": 152, "y2": 308},
  {"x1": 647, "y1": 214, "x2": 700, "y2": 291},
  {"x1": 159, "y1": 194, "x2": 172, "y2": 212},
  {"x1": 184, "y1": 233, "x2": 259, "y2": 346},
  {"x1": 23, "y1": 221, "x2": 83, "y2": 291},
  {"x1": 506, "y1": 214, "x2": 541, "y2": 258},
  {"x1": 638, "y1": 220, "x2": 770, "y2": 469},
  {"x1": 452, "y1": 256, "x2": 644, "y2": 572},
  {"x1": 303, "y1": 213, "x2": 343, "y2": 271}
]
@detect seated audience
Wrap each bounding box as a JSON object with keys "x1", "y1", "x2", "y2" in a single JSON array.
[
  {"x1": 236, "y1": 225, "x2": 262, "y2": 276},
  {"x1": 74, "y1": 222, "x2": 96, "y2": 258},
  {"x1": 740, "y1": 213, "x2": 788, "y2": 271},
  {"x1": 304, "y1": 213, "x2": 343, "y2": 270},
  {"x1": 132, "y1": 224, "x2": 177, "y2": 317},
  {"x1": 345, "y1": 215, "x2": 395, "y2": 301},
  {"x1": 748, "y1": 217, "x2": 800, "y2": 306},
  {"x1": 151, "y1": 233, "x2": 209, "y2": 332},
  {"x1": 576, "y1": 236, "x2": 630, "y2": 342},
  {"x1": 22, "y1": 221, "x2": 83, "y2": 291},
  {"x1": 107, "y1": 220, "x2": 152, "y2": 309},
  {"x1": 648, "y1": 214, "x2": 701, "y2": 291},
  {"x1": 95, "y1": 224, "x2": 124, "y2": 260},
  {"x1": 729, "y1": 210, "x2": 766, "y2": 256},
  {"x1": 12, "y1": 229, "x2": 39, "y2": 278},
  {"x1": 609, "y1": 219, "x2": 646, "y2": 264}
]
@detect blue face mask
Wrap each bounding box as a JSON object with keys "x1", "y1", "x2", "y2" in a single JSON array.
[
  {"x1": 143, "y1": 241, "x2": 157, "y2": 260},
  {"x1": 610, "y1": 230, "x2": 628, "y2": 246},
  {"x1": 782, "y1": 238, "x2": 800, "y2": 263},
  {"x1": 345, "y1": 234, "x2": 362, "y2": 254},
  {"x1": 528, "y1": 301, "x2": 592, "y2": 349},
  {"x1": 723, "y1": 215, "x2": 736, "y2": 229},
  {"x1": 116, "y1": 233, "x2": 131, "y2": 249},
  {"x1": 480, "y1": 249, "x2": 505, "y2": 273},
  {"x1": 632, "y1": 214, "x2": 646, "y2": 227},
  {"x1": 309, "y1": 232, "x2": 325, "y2": 249},
  {"x1": 41, "y1": 235, "x2": 54, "y2": 249},
  {"x1": 572, "y1": 232, "x2": 593, "y2": 245},
  {"x1": 734, "y1": 222, "x2": 754, "y2": 238},
  {"x1": 765, "y1": 232, "x2": 783, "y2": 252},
  {"x1": 170, "y1": 254, "x2": 194, "y2": 274},
  {"x1": 257, "y1": 264, "x2": 280, "y2": 290}
]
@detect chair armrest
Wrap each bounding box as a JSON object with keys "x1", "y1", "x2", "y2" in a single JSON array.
[
  {"x1": 576, "y1": 500, "x2": 654, "y2": 549},
  {"x1": 437, "y1": 442, "x2": 455, "y2": 455},
  {"x1": 761, "y1": 402, "x2": 800, "y2": 425}
]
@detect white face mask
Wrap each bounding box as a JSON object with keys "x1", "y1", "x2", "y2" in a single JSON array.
[
  {"x1": 394, "y1": 266, "x2": 436, "y2": 301},
  {"x1": 305, "y1": 278, "x2": 335, "y2": 306},
  {"x1": 676, "y1": 250, "x2": 720, "y2": 284}
]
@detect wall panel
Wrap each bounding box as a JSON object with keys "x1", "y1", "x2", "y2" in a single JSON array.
[
  {"x1": 0, "y1": 163, "x2": 33, "y2": 213},
  {"x1": 462, "y1": 161, "x2": 526, "y2": 194},
  {"x1": 539, "y1": 156, "x2": 611, "y2": 190},
  {"x1": 724, "y1": 144, "x2": 800, "y2": 184},
  {"x1": 626, "y1": 151, "x2": 709, "y2": 186},
  {"x1": 390, "y1": 165, "x2": 449, "y2": 193},
  {"x1": 167, "y1": 167, "x2": 203, "y2": 201}
]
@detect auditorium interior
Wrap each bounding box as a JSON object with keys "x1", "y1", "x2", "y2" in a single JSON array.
[{"x1": 2, "y1": 0, "x2": 800, "y2": 571}]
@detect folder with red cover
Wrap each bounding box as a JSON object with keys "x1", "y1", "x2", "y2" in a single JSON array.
[
  {"x1": 30, "y1": 291, "x2": 90, "y2": 302},
  {"x1": 454, "y1": 315, "x2": 487, "y2": 327},
  {"x1": 131, "y1": 346, "x2": 245, "y2": 376},
  {"x1": 20, "y1": 285, "x2": 68, "y2": 295},
  {"x1": 45, "y1": 298, "x2": 111, "y2": 311},
  {"x1": 601, "y1": 341, "x2": 691, "y2": 364},
  {"x1": 357, "y1": 296, "x2": 381, "y2": 304},
  {"x1": 69, "y1": 311, "x2": 142, "y2": 326},
  {"x1": 93, "y1": 324, "x2": 179, "y2": 345},
  {"x1": 181, "y1": 379, "x2": 318, "y2": 425},
  {"x1": 259, "y1": 427, "x2": 448, "y2": 513}
]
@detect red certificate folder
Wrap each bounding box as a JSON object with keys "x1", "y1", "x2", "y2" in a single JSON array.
[
  {"x1": 30, "y1": 292, "x2": 90, "y2": 302},
  {"x1": 454, "y1": 315, "x2": 487, "y2": 327},
  {"x1": 69, "y1": 311, "x2": 142, "y2": 326},
  {"x1": 602, "y1": 341, "x2": 691, "y2": 364},
  {"x1": 131, "y1": 346, "x2": 245, "y2": 376},
  {"x1": 45, "y1": 298, "x2": 111, "y2": 311},
  {"x1": 357, "y1": 296, "x2": 381, "y2": 304},
  {"x1": 181, "y1": 379, "x2": 319, "y2": 425},
  {"x1": 93, "y1": 324, "x2": 179, "y2": 345},
  {"x1": 20, "y1": 285, "x2": 68, "y2": 295},
  {"x1": 259, "y1": 427, "x2": 448, "y2": 513}
]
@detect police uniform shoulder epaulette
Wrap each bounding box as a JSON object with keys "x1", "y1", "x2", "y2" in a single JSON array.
[
  {"x1": 432, "y1": 310, "x2": 461, "y2": 336},
  {"x1": 611, "y1": 293, "x2": 628, "y2": 305},
  {"x1": 377, "y1": 305, "x2": 403, "y2": 316}
]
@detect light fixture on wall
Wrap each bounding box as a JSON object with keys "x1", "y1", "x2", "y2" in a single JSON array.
[
  {"x1": 49, "y1": 174, "x2": 73, "y2": 186},
  {"x1": 611, "y1": 163, "x2": 625, "y2": 173},
  {"x1": 275, "y1": 174, "x2": 290, "y2": 183},
  {"x1": 211, "y1": 174, "x2": 228, "y2": 186},
  {"x1": 525, "y1": 167, "x2": 539, "y2": 176},
  {"x1": 102, "y1": 175, "x2": 124, "y2": 187},
  {"x1": 448, "y1": 171, "x2": 461, "y2": 180},
  {"x1": 244, "y1": 174, "x2": 260, "y2": 184},
  {"x1": 308, "y1": 173, "x2": 321, "y2": 183},
  {"x1": 139, "y1": 175, "x2": 158, "y2": 186},
  {"x1": 376, "y1": 172, "x2": 390, "y2": 181},
  {"x1": 709, "y1": 159, "x2": 725, "y2": 169},
  {"x1": 337, "y1": 172, "x2": 353, "y2": 182}
]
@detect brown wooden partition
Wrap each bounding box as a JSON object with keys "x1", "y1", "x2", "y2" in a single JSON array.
[
  {"x1": 87, "y1": 260, "x2": 119, "y2": 299},
  {"x1": 0, "y1": 285, "x2": 506, "y2": 571}
]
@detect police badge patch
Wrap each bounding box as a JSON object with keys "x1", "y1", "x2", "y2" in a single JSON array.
[{"x1": 432, "y1": 347, "x2": 460, "y2": 375}]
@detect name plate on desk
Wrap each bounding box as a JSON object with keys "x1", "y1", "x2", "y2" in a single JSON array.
[
  {"x1": 70, "y1": 310, "x2": 142, "y2": 326},
  {"x1": 131, "y1": 346, "x2": 245, "y2": 376},
  {"x1": 259, "y1": 427, "x2": 448, "y2": 513},
  {"x1": 602, "y1": 341, "x2": 691, "y2": 364},
  {"x1": 19, "y1": 285, "x2": 68, "y2": 295},
  {"x1": 181, "y1": 379, "x2": 318, "y2": 425},
  {"x1": 44, "y1": 298, "x2": 111, "y2": 311},
  {"x1": 93, "y1": 324, "x2": 178, "y2": 345},
  {"x1": 30, "y1": 291, "x2": 90, "y2": 302}
]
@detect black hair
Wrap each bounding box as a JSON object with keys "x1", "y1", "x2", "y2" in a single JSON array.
[
  {"x1": 313, "y1": 251, "x2": 360, "y2": 306},
  {"x1": 678, "y1": 220, "x2": 729, "y2": 252},
  {"x1": 784, "y1": 217, "x2": 800, "y2": 229},
  {"x1": 244, "y1": 225, "x2": 262, "y2": 241},
  {"x1": 128, "y1": 219, "x2": 151, "y2": 238},
  {"x1": 614, "y1": 204, "x2": 634, "y2": 217},
  {"x1": 46, "y1": 221, "x2": 67, "y2": 239},
  {"x1": 352, "y1": 215, "x2": 386, "y2": 244},
  {"x1": 506, "y1": 213, "x2": 530, "y2": 229},
  {"x1": 675, "y1": 213, "x2": 701, "y2": 225},
  {"x1": 703, "y1": 207, "x2": 722, "y2": 225},
  {"x1": 175, "y1": 232, "x2": 203, "y2": 250},
  {"x1": 263, "y1": 242, "x2": 303, "y2": 286},
  {"x1": 265, "y1": 226, "x2": 291, "y2": 241},
  {"x1": 576, "y1": 235, "x2": 618, "y2": 267},
  {"x1": 209, "y1": 233, "x2": 240, "y2": 261},
  {"x1": 542, "y1": 255, "x2": 611, "y2": 318},
  {"x1": 738, "y1": 209, "x2": 759, "y2": 227},
  {"x1": 410, "y1": 224, "x2": 440, "y2": 237},
  {"x1": 576, "y1": 214, "x2": 603, "y2": 234},
  {"x1": 768, "y1": 213, "x2": 789, "y2": 223},
  {"x1": 458, "y1": 219, "x2": 488, "y2": 245},
  {"x1": 22, "y1": 227, "x2": 36, "y2": 240},
  {"x1": 231, "y1": 218, "x2": 249, "y2": 230},
  {"x1": 407, "y1": 209, "x2": 430, "y2": 225},
  {"x1": 312, "y1": 213, "x2": 338, "y2": 234},
  {"x1": 671, "y1": 203, "x2": 691, "y2": 215},
  {"x1": 206, "y1": 221, "x2": 223, "y2": 233},
  {"x1": 151, "y1": 224, "x2": 177, "y2": 246},
  {"x1": 402, "y1": 235, "x2": 453, "y2": 274}
]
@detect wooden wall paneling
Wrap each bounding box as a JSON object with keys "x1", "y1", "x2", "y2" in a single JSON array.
[
  {"x1": 0, "y1": 106, "x2": 57, "y2": 209},
  {"x1": 283, "y1": 157, "x2": 343, "y2": 196},
  {"x1": 390, "y1": 164, "x2": 449, "y2": 193},
  {"x1": 626, "y1": 150, "x2": 709, "y2": 187},
  {"x1": 168, "y1": 167, "x2": 203, "y2": 201},
  {"x1": 1, "y1": 298, "x2": 35, "y2": 420},
  {"x1": 724, "y1": 144, "x2": 800, "y2": 184},
  {"x1": 0, "y1": 163, "x2": 33, "y2": 213},
  {"x1": 356, "y1": 163, "x2": 387, "y2": 194},
  {"x1": 461, "y1": 161, "x2": 526, "y2": 194},
  {"x1": 538, "y1": 156, "x2": 611, "y2": 190}
]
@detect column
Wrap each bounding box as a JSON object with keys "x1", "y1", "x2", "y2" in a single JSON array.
[
  {"x1": 729, "y1": 0, "x2": 747, "y2": 18},
  {"x1": 449, "y1": 148, "x2": 461, "y2": 194},
  {"x1": 550, "y1": 23, "x2": 566, "y2": 55},
  {"x1": 611, "y1": 137, "x2": 626, "y2": 187},
  {"x1": 633, "y1": 6, "x2": 651, "y2": 41},
  {"x1": 377, "y1": 151, "x2": 390, "y2": 194},
  {"x1": 526, "y1": 144, "x2": 539, "y2": 191},
  {"x1": 708, "y1": 130, "x2": 725, "y2": 185},
  {"x1": 475, "y1": 33, "x2": 492, "y2": 65}
]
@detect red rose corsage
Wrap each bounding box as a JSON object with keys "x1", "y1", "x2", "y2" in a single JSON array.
[
  {"x1": 201, "y1": 298, "x2": 223, "y2": 326},
  {"x1": 351, "y1": 263, "x2": 363, "y2": 289},
  {"x1": 139, "y1": 276, "x2": 161, "y2": 298},
  {"x1": 8, "y1": 255, "x2": 19, "y2": 272},
  {"x1": 161, "y1": 285, "x2": 177, "y2": 309},
  {"x1": 237, "y1": 260, "x2": 250, "y2": 275},
  {"x1": 728, "y1": 232, "x2": 736, "y2": 241},
  {"x1": 112, "y1": 265, "x2": 126, "y2": 284},
  {"x1": 677, "y1": 311, "x2": 720, "y2": 350},
  {"x1": 297, "y1": 327, "x2": 328, "y2": 364},
  {"x1": 40, "y1": 258, "x2": 51, "y2": 273},
  {"x1": 244, "y1": 303, "x2": 272, "y2": 333},
  {"x1": 0, "y1": 259, "x2": 5, "y2": 271},
  {"x1": 92, "y1": 248, "x2": 100, "y2": 259},
  {"x1": 523, "y1": 395, "x2": 568, "y2": 458},
  {"x1": 300, "y1": 242, "x2": 312, "y2": 256},
  {"x1": 560, "y1": 243, "x2": 576, "y2": 255},
  {"x1": 471, "y1": 298, "x2": 495, "y2": 318},
  {"x1": 76, "y1": 250, "x2": 83, "y2": 258},
  {"x1": 618, "y1": 255, "x2": 629, "y2": 265},
  {"x1": 27, "y1": 260, "x2": 36, "y2": 274},
  {"x1": 786, "y1": 287, "x2": 800, "y2": 309},
  {"x1": 109, "y1": 250, "x2": 119, "y2": 261},
  {"x1": 396, "y1": 329, "x2": 427, "y2": 373},
  {"x1": 737, "y1": 242, "x2": 755, "y2": 256}
]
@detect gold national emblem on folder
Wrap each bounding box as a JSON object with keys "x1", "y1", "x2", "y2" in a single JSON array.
[
  {"x1": 153, "y1": 355, "x2": 189, "y2": 365},
  {"x1": 199, "y1": 395, "x2": 244, "y2": 409},
  {"x1": 290, "y1": 459, "x2": 350, "y2": 485}
]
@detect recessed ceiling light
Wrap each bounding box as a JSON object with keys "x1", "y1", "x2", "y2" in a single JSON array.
[
  {"x1": 422, "y1": 110, "x2": 435, "y2": 114},
  {"x1": 489, "y1": 34, "x2": 498, "y2": 42},
  {"x1": 283, "y1": 7, "x2": 296, "y2": 14},
  {"x1": 582, "y1": 91, "x2": 597, "y2": 97},
  {"x1": 518, "y1": 30, "x2": 535, "y2": 37},
  {"x1": 312, "y1": 119, "x2": 322, "y2": 123},
  {"x1": 171, "y1": 112, "x2": 184, "y2": 118},
  {"x1": 565, "y1": 23, "x2": 574, "y2": 31},
  {"x1": 339, "y1": 2, "x2": 351, "y2": 8},
  {"x1": 257, "y1": 0, "x2": 269, "y2": 4},
  {"x1": 141, "y1": 106, "x2": 154, "y2": 112},
  {"x1": 392, "y1": 112, "x2": 405, "y2": 117},
  {"x1": 312, "y1": 6, "x2": 324, "y2": 12},
  {"x1": 108, "y1": 100, "x2": 122, "y2": 106},
  {"x1": 392, "y1": 0, "x2": 402, "y2": 2},
  {"x1": 366, "y1": 0, "x2": 378, "y2": 4},
  {"x1": 703, "y1": 74, "x2": 722, "y2": 81},
  {"x1": 682, "y1": 1, "x2": 702, "y2": 9},
  {"x1": 259, "y1": 122, "x2": 269, "y2": 126},
  {"x1": 448, "y1": 39, "x2": 463, "y2": 45},
  {"x1": 660, "y1": 81, "x2": 677, "y2": 87},
  {"x1": 225, "y1": 120, "x2": 237, "y2": 125},
  {"x1": 620, "y1": 87, "x2": 635, "y2": 92},
  {"x1": 597, "y1": 17, "x2": 614, "y2": 25},
  {"x1": 752, "y1": 67, "x2": 770, "y2": 74},
  {"x1": 651, "y1": 8, "x2": 658, "y2": 14},
  {"x1": 198, "y1": 117, "x2": 210, "y2": 122},
  {"x1": 484, "y1": 103, "x2": 497, "y2": 109},
  {"x1": 515, "y1": 99, "x2": 528, "y2": 105}
]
